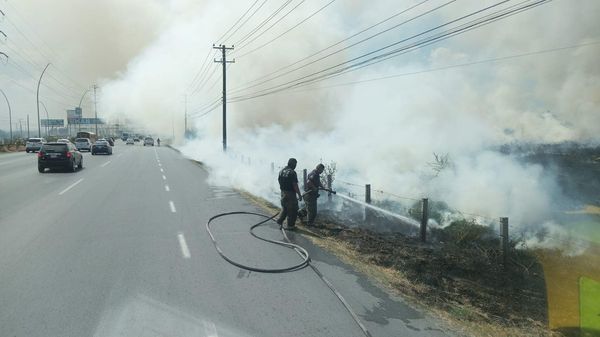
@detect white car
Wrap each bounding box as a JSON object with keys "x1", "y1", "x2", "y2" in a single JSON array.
[
  {"x1": 74, "y1": 138, "x2": 92, "y2": 152},
  {"x1": 126, "y1": 138, "x2": 134, "y2": 145},
  {"x1": 25, "y1": 138, "x2": 46, "y2": 153}
]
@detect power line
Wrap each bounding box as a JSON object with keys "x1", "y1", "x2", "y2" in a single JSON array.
[
  {"x1": 216, "y1": 0, "x2": 261, "y2": 44},
  {"x1": 229, "y1": 0, "x2": 451, "y2": 94},
  {"x1": 232, "y1": 0, "x2": 294, "y2": 47},
  {"x1": 229, "y1": 0, "x2": 432, "y2": 90},
  {"x1": 187, "y1": 48, "x2": 214, "y2": 91},
  {"x1": 229, "y1": 0, "x2": 549, "y2": 102},
  {"x1": 235, "y1": 0, "x2": 336, "y2": 59},
  {"x1": 223, "y1": 0, "x2": 269, "y2": 44},
  {"x1": 234, "y1": 0, "x2": 307, "y2": 52}
]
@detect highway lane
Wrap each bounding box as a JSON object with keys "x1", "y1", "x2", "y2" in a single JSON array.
[{"x1": 0, "y1": 142, "x2": 453, "y2": 337}]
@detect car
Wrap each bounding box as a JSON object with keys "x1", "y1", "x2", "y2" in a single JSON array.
[
  {"x1": 38, "y1": 142, "x2": 83, "y2": 173},
  {"x1": 143, "y1": 137, "x2": 154, "y2": 146},
  {"x1": 74, "y1": 138, "x2": 92, "y2": 152},
  {"x1": 25, "y1": 138, "x2": 46, "y2": 153},
  {"x1": 107, "y1": 137, "x2": 114, "y2": 146},
  {"x1": 91, "y1": 140, "x2": 113, "y2": 155},
  {"x1": 126, "y1": 138, "x2": 134, "y2": 145},
  {"x1": 56, "y1": 138, "x2": 71, "y2": 144},
  {"x1": 133, "y1": 137, "x2": 140, "y2": 142}
]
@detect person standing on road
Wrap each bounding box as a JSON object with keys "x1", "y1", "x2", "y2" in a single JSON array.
[
  {"x1": 276, "y1": 158, "x2": 302, "y2": 229},
  {"x1": 304, "y1": 163, "x2": 325, "y2": 226},
  {"x1": 157, "y1": 138, "x2": 161, "y2": 146}
]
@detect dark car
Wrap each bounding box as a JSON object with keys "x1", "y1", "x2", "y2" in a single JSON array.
[
  {"x1": 38, "y1": 142, "x2": 83, "y2": 173},
  {"x1": 106, "y1": 138, "x2": 114, "y2": 146},
  {"x1": 91, "y1": 140, "x2": 113, "y2": 155}
]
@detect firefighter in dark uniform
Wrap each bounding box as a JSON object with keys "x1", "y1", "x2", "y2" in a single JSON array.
[
  {"x1": 304, "y1": 163, "x2": 325, "y2": 226},
  {"x1": 276, "y1": 158, "x2": 303, "y2": 229}
]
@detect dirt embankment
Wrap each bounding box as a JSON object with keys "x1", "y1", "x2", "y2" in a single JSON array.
[
  {"x1": 0, "y1": 144, "x2": 25, "y2": 153},
  {"x1": 242, "y1": 192, "x2": 597, "y2": 337}
]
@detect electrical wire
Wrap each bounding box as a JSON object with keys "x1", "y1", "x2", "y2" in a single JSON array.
[
  {"x1": 229, "y1": 0, "x2": 452, "y2": 93},
  {"x1": 229, "y1": 0, "x2": 550, "y2": 102},
  {"x1": 233, "y1": 0, "x2": 295, "y2": 48},
  {"x1": 235, "y1": 0, "x2": 337, "y2": 59},
  {"x1": 216, "y1": 0, "x2": 261, "y2": 44},
  {"x1": 234, "y1": 0, "x2": 307, "y2": 52},
  {"x1": 229, "y1": 0, "x2": 432, "y2": 90},
  {"x1": 223, "y1": 0, "x2": 270, "y2": 44}
]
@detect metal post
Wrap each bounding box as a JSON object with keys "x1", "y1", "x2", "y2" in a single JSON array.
[
  {"x1": 365, "y1": 184, "x2": 371, "y2": 221},
  {"x1": 327, "y1": 174, "x2": 332, "y2": 202},
  {"x1": 303, "y1": 169, "x2": 308, "y2": 190},
  {"x1": 500, "y1": 217, "x2": 509, "y2": 269},
  {"x1": 0, "y1": 89, "x2": 12, "y2": 141},
  {"x1": 421, "y1": 198, "x2": 429, "y2": 243},
  {"x1": 36, "y1": 63, "x2": 50, "y2": 137}
]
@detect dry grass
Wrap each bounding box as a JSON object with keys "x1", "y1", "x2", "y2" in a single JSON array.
[{"x1": 241, "y1": 191, "x2": 560, "y2": 337}]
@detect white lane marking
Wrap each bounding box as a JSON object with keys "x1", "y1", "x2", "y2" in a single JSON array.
[
  {"x1": 169, "y1": 200, "x2": 176, "y2": 213},
  {"x1": 118, "y1": 153, "x2": 123, "y2": 158},
  {"x1": 177, "y1": 232, "x2": 191, "y2": 259},
  {"x1": 158, "y1": 163, "x2": 162, "y2": 167},
  {"x1": 58, "y1": 178, "x2": 84, "y2": 195},
  {"x1": 160, "y1": 168, "x2": 164, "y2": 173},
  {"x1": 165, "y1": 185, "x2": 170, "y2": 192},
  {"x1": 101, "y1": 160, "x2": 111, "y2": 167},
  {"x1": 162, "y1": 175, "x2": 167, "y2": 180}
]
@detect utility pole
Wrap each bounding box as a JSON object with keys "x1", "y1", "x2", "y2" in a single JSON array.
[
  {"x1": 213, "y1": 44, "x2": 234, "y2": 151},
  {"x1": 184, "y1": 94, "x2": 187, "y2": 138},
  {"x1": 93, "y1": 84, "x2": 98, "y2": 136},
  {"x1": 27, "y1": 114, "x2": 30, "y2": 138},
  {"x1": 19, "y1": 119, "x2": 22, "y2": 139}
]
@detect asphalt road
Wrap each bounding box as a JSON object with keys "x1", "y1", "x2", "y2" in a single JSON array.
[{"x1": 0, "y1": 142, "x2": 453, "y2": 337}]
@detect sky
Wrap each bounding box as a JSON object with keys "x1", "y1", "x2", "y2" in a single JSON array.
[{"x1": 1, "y1": 0, "x2": 599, "y2": 246}]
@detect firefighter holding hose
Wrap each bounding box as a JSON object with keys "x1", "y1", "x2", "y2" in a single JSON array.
[
  {"x1": 304, "y1": 163, "x2": 326, "y2": 227},
  {"x1": 276, "y1": 158, "x2": 303, "y2": 230}
]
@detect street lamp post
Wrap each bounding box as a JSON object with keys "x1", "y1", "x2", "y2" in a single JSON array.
[
  {"x1": 0, "y1": 88, "x2": 12, "y2": 141},
  {"x1": 40, "y1": 101, "x2": 49, "y2": 137},
  {"x1": 36, "y1": 63, "x2": 51, "y2": 137}
]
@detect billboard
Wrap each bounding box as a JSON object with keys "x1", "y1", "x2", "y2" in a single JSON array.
[
  {"x1": 67, "y1": 107, "x2": 82, "y2": 124},
  {"x1": 41, "y1": 119, "x2": 64, "y2": 127},
  {"x1": 79, "y1": 118, "x2": 104, "y2": 125}
]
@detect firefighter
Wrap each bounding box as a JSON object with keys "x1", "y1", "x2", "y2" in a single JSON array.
[
  {"x1": 304, "y1": 163, "x2": 325, "y2": 226},
  {"x1": 276, "y1": 158, "x2": 303, "y2": 229}
]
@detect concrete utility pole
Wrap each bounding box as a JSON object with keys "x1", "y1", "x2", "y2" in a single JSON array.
[
  {"x1": 36, "y1": 63, "x2": 51, "y2": 137},
  {"x1": 93, "y1": 84, "x2": 98, "y2": 136},
  {"x1": 213, "y1": 44, "x2": 234, "y2": 151},
  {"x1": 0, "y1": 89, "x2": 12, "y2": 141}
]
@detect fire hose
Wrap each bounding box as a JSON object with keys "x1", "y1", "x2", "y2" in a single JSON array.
[{"x1": 205, "y1": 188, "x2": 372, "y2": 337}]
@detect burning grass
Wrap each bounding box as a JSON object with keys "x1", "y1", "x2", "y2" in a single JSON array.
[{"x1": 240, "y1": 190, "x2": 598, "y2": 337}]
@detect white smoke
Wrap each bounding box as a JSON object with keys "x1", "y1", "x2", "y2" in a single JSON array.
[{"x1": 8, "y1": 0, "x2": 597, "y2": 248}]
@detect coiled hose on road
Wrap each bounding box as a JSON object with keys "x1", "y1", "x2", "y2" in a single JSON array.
[{"x1": 206, "y1": 209, "x2": 373, "y2": 337}]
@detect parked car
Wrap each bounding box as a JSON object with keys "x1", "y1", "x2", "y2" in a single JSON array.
[
  {"x1": 38, "y1": 142, "x2": 83, "y2": 173},
  {"x1": 25, "y1": 138, "x2": 46, "y2": 153},
  {"x1": 92, "y1": 140, "x2": 113, "y2": 155},
  {"x1": 126, "y1": 138, "x2": 134, "y2": 145},
  {"x1": 74, "y1": 138, "x2": 92, "y2": 152},
  {"x1": 143, "y1": 137, "x2": 154, "y2": 146}
]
